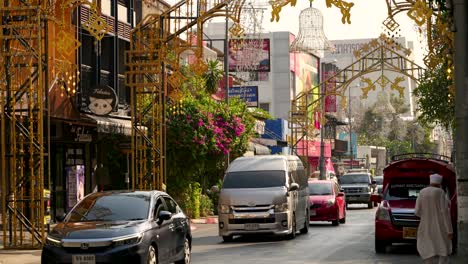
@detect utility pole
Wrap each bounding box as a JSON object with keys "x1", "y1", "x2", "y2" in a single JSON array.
[
  {"x1": 224, "y1": 6, "x2": 230, "y2": 168},
  {"x1": 349, "y1": 84, "x2": 353, "y2": 169},
  {"x1": 453, "y1": 0, "x2": 468, "y2": 262}
]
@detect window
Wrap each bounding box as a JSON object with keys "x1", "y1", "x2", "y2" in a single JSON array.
[
  {"x1": 163, "y1": 196, "x2": 178, "y2": 214},
  {"x1": 339, "y1": 174, "x2": 371, "y2": 184},
  {"x1": 384, "y1": 183, "x2": 427, "y2": 200},
  {"x1": 259, "y1": 103, "x2": 270, "y2": 112},
  {"x1": 222, "y1": 171, "x2": 286, "y2": 189},
  {"x1": 153, "y1": 197, "x2": 164, "y2": 219},
  {"x1": 308, "y1": 182, "x2": 333, "y2": 195},
  {"x1": 68, "y1": 192, "x2": 151, "y2": 222}
]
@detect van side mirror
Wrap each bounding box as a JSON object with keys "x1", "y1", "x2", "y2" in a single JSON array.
[
  {"x1": 289, "y1": 183, "x2": 299, "y2": 192},
  {"x1": 370, "y1": 194, "x2": 382, "y2": 204}
]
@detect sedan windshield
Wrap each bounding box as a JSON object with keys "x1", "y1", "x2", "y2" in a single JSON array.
[
  {"x1": 222, "y1": 171, "x2": 286, "y2": 189},
  {"x1": 308, "y1": 183, "x2": 332, "y2": 195},
  {"x1": 384, "y1": 183, "x2": 427, "y2": 200},
  {"x1": 67, "y1": 192, "x2": 151, "y2": 222},
  {"x1": 340, "y1": 174, "x2": 370, "y2": 184}
]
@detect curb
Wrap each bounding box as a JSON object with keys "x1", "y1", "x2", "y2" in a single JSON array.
[{"x1": 190, "y1": 216, "x2": 218, "y2": 224}]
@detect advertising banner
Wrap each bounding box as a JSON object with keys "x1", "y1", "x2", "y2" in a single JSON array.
[
  {"x1": 228, "y1": 86, "x2": 259, "y2": 107},
  {"x1": 229, "y1": 39, "x2": 270, "y2": 72},
  {"x1": 322, "y1": 71, "x2": 337, "y2": 112}
]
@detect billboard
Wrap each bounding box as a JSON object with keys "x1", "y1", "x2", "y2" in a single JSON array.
[
  {"x1": 228, "y1": 86, "x2": 258, "y2": 107},
  {"x1": 228, "y1": 39, "x2": 270, "y2": 72}
]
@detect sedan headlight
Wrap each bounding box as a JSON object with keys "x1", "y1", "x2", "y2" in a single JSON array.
[
  {"x1": 326, "y1": 199, "x2": 335, "y2": 207},
  {"x1": 274, "y1": 203, "x2": 289, "y2": 212},
  {"x1": 113, "y1": 233, "x2": 143, "y2": 247},
  {"x1": 45, "y1": 236, "x2": 62, "y2": 247},
  {"x1": 219, "y1": 205, "x2": 231, "y2": 214},
  {"x1": 376, "y1": 208, "x2": 391, "y2": 221}
]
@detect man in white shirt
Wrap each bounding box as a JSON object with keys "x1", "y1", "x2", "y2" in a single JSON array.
[{"x1": 415, "y1": 173, "x2": 453, "y2": 264}]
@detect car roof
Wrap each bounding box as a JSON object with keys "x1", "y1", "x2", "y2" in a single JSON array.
[
  {"x1": 93, "y1": 190, "x2": 167, "y2": 196},
  {"x1": 308, "y1": 179, "x2": 333, "y2": 184}
]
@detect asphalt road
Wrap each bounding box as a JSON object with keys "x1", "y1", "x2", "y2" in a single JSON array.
[{"x1": 190, "y1": 204, "x2": 422, "y2": 264}]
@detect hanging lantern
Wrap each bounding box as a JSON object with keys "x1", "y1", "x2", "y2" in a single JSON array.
[{"x1": 290, "y1": 7, "x2": 334, "y2": 53}]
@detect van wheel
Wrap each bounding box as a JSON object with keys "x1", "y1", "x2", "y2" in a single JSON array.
[
  {"x1": 368, "y1": 201, "x2": 374, "y2": 209},
  {"x1": 287, "y1": 214, "x2": 296, "y2": 239},
  {"x1": 375, "y1": 239, "x2": 388, "y2": 253},
  {"x1": 300, "y1": 211, "x2": 309, "y2": 234},
  {"x1": 222, "y1": 235, "x2": 233, "y2": 242}
]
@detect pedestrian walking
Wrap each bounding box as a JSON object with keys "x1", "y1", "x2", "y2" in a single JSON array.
[{"x1": 415, "y1": 173, "x2": 453, "y2": 264}]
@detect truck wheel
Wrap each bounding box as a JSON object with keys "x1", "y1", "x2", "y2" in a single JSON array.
[{"x1": 375, "y1": 239, "x2": 388, "y2": 253}]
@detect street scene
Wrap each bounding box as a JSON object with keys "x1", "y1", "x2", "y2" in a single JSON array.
[
  {"x1": 1, "y1": 0, "x2": 468, "y2": 263},
  {"x1": 1, "y1": 206, "x2": 422, "y2": 264}
]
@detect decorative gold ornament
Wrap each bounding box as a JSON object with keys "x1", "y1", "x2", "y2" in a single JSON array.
[
  {"x1": 229, "y1": 23, "x2": 244, "y2": 38},
  {"x1": 325, "y1": 0, "x2": 355, "y2": 24},
  {"x1": 167, "y1": 70, "x2": 186, "y2": 92},
  {"x1": 407, "y1": 0, "x2": 432, "y2": 27},
  {"x1": 390, "y1": 76, "x2": 405, "y2": 98},
  {"x1": 270, "y1": 0, "x2": 297, "y2": 22},
  {"x1": 376, "y1": 75, "x2": 392, "y2": 90},
  {"x1": 382, "y1": 16, "x2": 400, "y2": 32},
  {"x1": 82, "y1": 10, "x2": 110, "y2": 41},
  {"x1": 360, "y1": 77, "x2": 376, "y2": 99},
  {"x1": 190, "y1": 58, "x2": 208, "y2": 76},
  {"x1": 56, "y1": 30, "x2": 81, "y2": 57}
]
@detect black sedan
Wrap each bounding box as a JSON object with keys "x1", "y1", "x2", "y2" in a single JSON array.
[{"x1": 42, "y1": 190, "x2": 191, "y2": 264}]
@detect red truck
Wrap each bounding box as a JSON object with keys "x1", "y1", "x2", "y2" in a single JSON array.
[{"x1": 371, "y1": 153, "x2": 457, "y2": 253}]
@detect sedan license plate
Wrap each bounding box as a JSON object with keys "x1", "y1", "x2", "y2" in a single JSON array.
[
  {"x1": 348, "y1": 196, "x2": 358, "y2": 201},
  {"x1": 403, "y1": 227, "x2": 417, "y2": 239},
  {"x1": 310, "y1": 210, "x2": 316, "y2": 216},
  {"x1": 244, "y1": 223, "x2": 259, "y2": 230},
  {"x1": 72, "y1": 255, "x2": 96, "y2": 264}
]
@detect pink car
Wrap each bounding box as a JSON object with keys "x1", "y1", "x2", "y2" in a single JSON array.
[{"x1": 308, "y1": 180, "x2": 346, "y2": 226}]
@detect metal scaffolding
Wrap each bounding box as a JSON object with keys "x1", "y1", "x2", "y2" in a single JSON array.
[{"x1": 0, "y1": 1, "x2": 48, "y2": 249}]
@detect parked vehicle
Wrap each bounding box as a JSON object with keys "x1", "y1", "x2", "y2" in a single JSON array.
[
  {"x1": 308, "y1": 179, "x2": 346, "y2": 226},
  {"x1": 310, "y1": 170, "x2": 337, "y2": 182},
  {"x1": 371, "y1": 153, "x2": 457, "y2": 253},
  {"x1": 339, "y1": 171, "x2": 376, "y2": 209},
  {"x1": 41, "y1": 190, "x2": 191, "y2": 264},
  {"x1": 218, "y1": 155, "x2": 309, "y2": 242}
]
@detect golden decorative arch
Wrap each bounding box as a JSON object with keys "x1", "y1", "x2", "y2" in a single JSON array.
[{"x1": 289, "y1": 34, "x2": 424, "y2": 175}]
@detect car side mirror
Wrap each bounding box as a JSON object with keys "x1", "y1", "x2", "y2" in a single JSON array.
[
  {"x1": 337, "y1": 192, "x2": 345, "y2": 197},
  {"x1": 289, "y1": 183, "x2": 299, "y2": 192},
  {"x1": 157, "y1": 210, "x2": 172, "y2": 224},
  {"x1": 370, "y1": 194, "x2": 382, "y2": 204},
  {"x1": 56, "y1": 214, "x2": 66, "y2": 222}
]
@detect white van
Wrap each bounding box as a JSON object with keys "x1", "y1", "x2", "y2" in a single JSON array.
[{"x1": 218, "y1": 155, "x2": 309, "y2": 241}]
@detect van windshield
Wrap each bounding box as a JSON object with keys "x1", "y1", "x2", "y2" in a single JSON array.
[
  {"x1": 339, "y1": 174, "x2": 370, "y2": 184},
  {"x1": 223, "y1": 171, "x2": 286, "y2": 189},
  {"x1": 384, "y1": 183, "x2": 427, "y2": 200}
]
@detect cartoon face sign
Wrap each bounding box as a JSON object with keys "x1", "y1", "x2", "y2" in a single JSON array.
[
  {"x1": 87, "y1": 85, "x2": 117, "y2": 116},
  {"x1": 88, "y1": 97, "x2": 113, "y2": 116}
]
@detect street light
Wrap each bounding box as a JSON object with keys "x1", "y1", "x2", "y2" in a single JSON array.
[
  {"x1": 319, "y1": 60, "x2": 337, "y2": 180},
  {"x1": 348, "y1": 83, "x2": 360, "y2": 169}
]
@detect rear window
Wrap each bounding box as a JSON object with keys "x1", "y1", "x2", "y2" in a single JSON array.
[
  {"x1": 339, "y1": 174, "x2": 370, "y2": 184},
  {"x1": 308, "y1": 182, "x2": 332, "y2": 195},
  {"x1": 222, "y1": 171, "x2": 286, "y2": 189},
  {"x1": 384, "y1": 183, "x2": 427, "y2": 200}
]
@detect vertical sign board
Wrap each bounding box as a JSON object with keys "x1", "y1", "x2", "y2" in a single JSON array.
[
  {"x1": 228, "y1": 86, "x2": 259, "y2": 107},
  {"x1": 323, "y1": 71, "x2": 337, "y2": 112}
]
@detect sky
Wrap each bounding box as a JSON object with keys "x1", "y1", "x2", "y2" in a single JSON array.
[{"x1": 261, "y1": 0, "x2": 428, "y2": 65}]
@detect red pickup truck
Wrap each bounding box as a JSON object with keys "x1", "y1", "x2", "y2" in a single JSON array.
[{"x1": 371, "y1": 153, "x2": 457, "y2": 253}]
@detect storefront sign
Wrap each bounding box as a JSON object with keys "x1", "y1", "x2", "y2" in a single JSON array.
[
  {"x1": 228, "y1": 86, "x2": 259, "y2": 107},
  {"x1": 87, "y1": 85, "x2": 117, "y2": 116},
  {"x1": 71, "y1": 126, "x2": 92, "y2": 142}
]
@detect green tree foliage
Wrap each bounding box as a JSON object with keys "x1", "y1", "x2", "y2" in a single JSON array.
[
  {"x1": 413, "y1": 63, "x2": 454, "y2": 130},
  {"x1": 165, "y1": 63, "x2": 263, "y2": 217}
]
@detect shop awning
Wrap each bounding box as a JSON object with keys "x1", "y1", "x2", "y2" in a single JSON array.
[{"x1": 85, "y1": 114, "x2": 133, "y2": 136}]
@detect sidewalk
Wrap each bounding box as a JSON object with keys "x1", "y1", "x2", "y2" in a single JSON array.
[{"x1": 0, "y1": 217, "x2": 218, "y2": 264}]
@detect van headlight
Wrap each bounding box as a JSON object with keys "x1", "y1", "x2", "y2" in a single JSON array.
[
  {"x1": 274, "y1": 203, "x2": 288, "y2": 212},
  {"x1": 113, "y1": 233, "x2": 143, "y2": 247},
  {"x1": 219, "y1": 205, "x2": 231, "y2": 214},
  {"x1": 46, "y1": 236, "x2": 62, "y2": 247}
]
